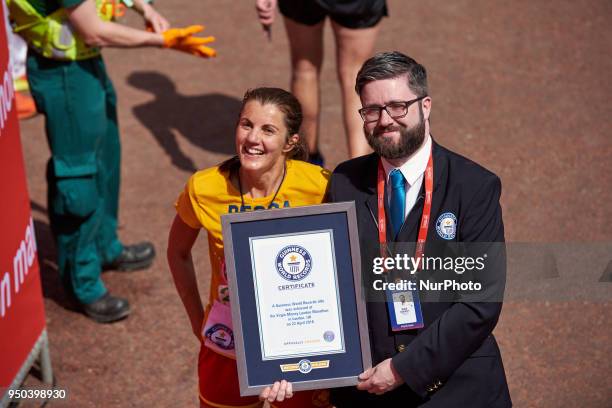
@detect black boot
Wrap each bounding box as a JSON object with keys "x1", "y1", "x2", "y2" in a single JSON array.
[
  {"x1": 104, "y1": 241, "x2": 156, "y2": 271},
  {"x1": 82, "y1": 292, "x2": 130, "y2": 323}
]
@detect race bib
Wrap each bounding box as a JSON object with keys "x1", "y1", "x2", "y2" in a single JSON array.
[{"x1": 202, "y1": 300, "x2": 235, "y2": 358}]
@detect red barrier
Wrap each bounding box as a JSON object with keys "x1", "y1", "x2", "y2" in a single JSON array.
[{"x1": 0, "y1": 3, "x2": 47, "y2": 388}]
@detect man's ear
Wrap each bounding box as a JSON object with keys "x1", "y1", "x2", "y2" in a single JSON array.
[
  {"x1": 283, "y1": 134, "x2": 300, "y2": 153},
  {"x1": 422, "y1": 96, "x2": 432, "y2": 121}
]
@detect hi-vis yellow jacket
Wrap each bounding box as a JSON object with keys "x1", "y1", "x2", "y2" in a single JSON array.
[{"x1": 7, "y1": 0, "x2": 117, "y2": 60}]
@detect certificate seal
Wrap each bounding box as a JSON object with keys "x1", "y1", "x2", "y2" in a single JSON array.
[
  {"x1": 205, "y1": 324, "x2": 234, "y2": 350},
  {"x1": 323, "y1": 330, "x2": 335, "y2": 342},
  {"x1": 298, "y1": 359, "x2": 313, "y2": 374},
  {"x1": 276, "y1": 245, "x2": 313, "y2": 281}
]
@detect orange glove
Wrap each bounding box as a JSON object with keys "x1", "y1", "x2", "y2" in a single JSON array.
[{"x1": 162, "y1": 25, "x2": 216, "y2": 58}]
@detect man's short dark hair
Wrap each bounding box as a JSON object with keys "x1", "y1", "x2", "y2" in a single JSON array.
[{"x1": 355, "y1": 51, "x2": 428, "y2": 97}]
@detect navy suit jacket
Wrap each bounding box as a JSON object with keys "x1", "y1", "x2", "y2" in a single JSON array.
[{"x1": 327, "y1": 141, "x2": 512, "y2": 407}]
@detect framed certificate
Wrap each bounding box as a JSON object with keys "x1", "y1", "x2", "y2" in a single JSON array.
[{"x1": 221, "y1": 202, "x2": 371, "y2": 396}]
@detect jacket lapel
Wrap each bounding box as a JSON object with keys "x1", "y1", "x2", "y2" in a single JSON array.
[
  {"x1": 364, "y1": 139, "x2": 449, "y2": 243},
  {"x1": 363, "y1": 154, "x2": 381, "y2": 225},
  {"x1": 395, "y1": 138, "x2": 447, "y2": 242},
  {"x1": 364, "y1": 158, "x2": 398, "y2": 245},
  {"x1": 396, "y1": 185, "x2": 424, "y2": 242},
  {"x1": 428, "y1": 139, "x2": 448, "y2": 241},
  {"x1": 431, "y1": 139, "x2": 447, "y2": 197}
]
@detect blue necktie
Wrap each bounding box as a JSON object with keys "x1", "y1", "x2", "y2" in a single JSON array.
[{"x1": 389, "y1": 169, "x2": 406, "y2": 238}]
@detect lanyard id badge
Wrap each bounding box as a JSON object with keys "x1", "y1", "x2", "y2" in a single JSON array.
[
  {"x1": 378, "y1": 150, "x2": 433, "y2": 331},
  {"x1": 386, "y1": 288, "x2": 424, "y2": 331}
]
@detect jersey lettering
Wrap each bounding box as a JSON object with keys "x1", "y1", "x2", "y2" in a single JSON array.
[{"x1": 227, "y1": 201, "x2": 291, "y2": 213}]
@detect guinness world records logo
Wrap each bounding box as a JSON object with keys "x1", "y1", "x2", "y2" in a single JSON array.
[
  {"x1": 205, "y1": 324, "x2": 234, "y2": 350},
  {"x1": 436, "y1": 212, "x2": 457, "y2": 240},
  {"x1": 276, "y1": 245, "x2": 312, "y2": 281}
]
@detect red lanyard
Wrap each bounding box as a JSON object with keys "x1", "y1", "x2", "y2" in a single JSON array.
[{"x1": 377, "y1": 149, "x2": 434, "y2": 267}]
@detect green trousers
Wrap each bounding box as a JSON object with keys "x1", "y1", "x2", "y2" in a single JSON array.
[{"x1": 27, "y1": 52, "x2": 123, "y2": 304}]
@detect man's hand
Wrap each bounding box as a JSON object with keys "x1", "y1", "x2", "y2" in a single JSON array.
[
  {"x1": 162, "y1": 25, "x2": 216, "y2": 58},
  {"x1": 259, "y1": 380, "x2": 293, "y2": 403},
  {"x1": 356, "y1": 358, "x2": 404, "y2": 395},
  {"x1": 141, "y1": 3, "x2": 170, "y2": 33}
]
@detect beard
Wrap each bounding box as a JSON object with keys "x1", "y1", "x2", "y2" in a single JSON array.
[{"x1": 365, "y1": 104, "x2": 426, "y2": 160}]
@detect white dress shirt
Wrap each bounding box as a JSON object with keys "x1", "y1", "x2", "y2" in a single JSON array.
[{"x1": 381, "y1": 134, "x2": 432, "y2": 220}]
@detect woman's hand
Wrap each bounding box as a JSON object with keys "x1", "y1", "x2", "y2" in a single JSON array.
[
  {"x1": 255, "y1": 0, "x2": 277, "y2": 27},
  {"x1": 259, "y1": 379, "x2": 293, "y2": 403}
]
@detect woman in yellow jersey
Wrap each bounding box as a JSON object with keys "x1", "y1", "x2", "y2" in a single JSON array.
[{"x1": 167, "y1": 88, "x2": 331, "y2": 408}]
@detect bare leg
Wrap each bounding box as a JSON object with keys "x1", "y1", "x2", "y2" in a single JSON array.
[
  {"x1": 283, "y1": 17, "x2": 325, "y2": 155},
  {"x1": 331, "y1": 20, "x2": 381, "y2": 158}
]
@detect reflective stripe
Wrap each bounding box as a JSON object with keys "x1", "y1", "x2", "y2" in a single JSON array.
[{"x1": 7, "y1": 0, "x2": 112, "y2": 61}]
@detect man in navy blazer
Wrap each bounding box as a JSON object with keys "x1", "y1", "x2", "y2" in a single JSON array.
[{"x1": 327, "y1": 51, "x2": 512, "y2": 407}]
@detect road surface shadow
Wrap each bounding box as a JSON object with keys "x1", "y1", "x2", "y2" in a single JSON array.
[
  {"x1": 128, "y1": 71, "x2": 241, "y2": 173},
  {"x1": 31, "y1": 211, "x2": 79, "y2": 312}
]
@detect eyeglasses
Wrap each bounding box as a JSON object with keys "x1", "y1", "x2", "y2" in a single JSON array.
[{"x1": 358, "y1": 96, "x2": 427, "y2": 123}]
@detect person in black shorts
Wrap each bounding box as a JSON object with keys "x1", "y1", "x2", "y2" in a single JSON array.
[{"x1": 256, "y1": 0, "x2": 387, "y2": 165}]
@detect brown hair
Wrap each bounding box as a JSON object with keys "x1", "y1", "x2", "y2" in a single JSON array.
[
  {"x1": 355, "y1": 51, "x2": 428, "y2": 97},
  {"x1": 220, "y1": 87, "x2": 308, "y2": 173}
]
